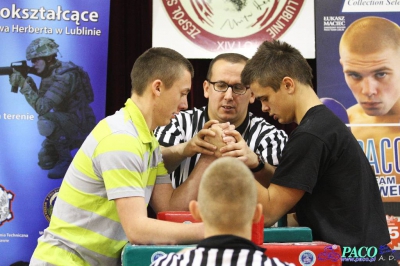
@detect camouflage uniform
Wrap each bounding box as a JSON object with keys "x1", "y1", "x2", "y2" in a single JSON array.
[{"x1": 16, "y1": 38, "x2": 96, "y2": 178}]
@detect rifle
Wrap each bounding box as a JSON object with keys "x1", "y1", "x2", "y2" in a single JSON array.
[{"x1": 0, "y1": 60, "x2": 36, "y2": 93}]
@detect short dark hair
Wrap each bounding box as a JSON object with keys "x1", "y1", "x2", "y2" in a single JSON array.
[
  {"x1": 130, "y1": 47, "x2": 194, "y2": 95},
  {"x1": 241, "y1": 40, "x2": 313, "y2": 91},
  {"x1": 206, "y1": 53, "x2": 248, "y2": 80}
]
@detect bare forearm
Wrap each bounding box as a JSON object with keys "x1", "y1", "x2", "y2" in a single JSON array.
[
  {"x1": 167, "y1": 154, "x2": 216, "y2": 211},
  {"x1": 117, "y1": 197, "x2": 204, "y2": 245},
  {"x1": 253, "y1": 164, "x2": 276, "y2": 188},
  {"x1": 256, "y1": 182, "x2": 305, "y2": 227},
  {"x1": 127, "y1": 217, "x2": 204, "y2": 245},
  {"x1": 256, "y1": 182, "x2": 278, "y2": 227},
  {"x1": 161, "y1": 144, "x2": 187, "y2": 173}
]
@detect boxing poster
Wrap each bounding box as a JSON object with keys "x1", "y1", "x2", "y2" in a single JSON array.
[
  {"x1": 315, "y1": 0, "x2": 400, "y2": 251},
  {"x1": 153, "y1": 0, "x2": 315, "y2": 59},
  {"x1": 0, "y1": 1, "x2": 110, "y2": 264}
]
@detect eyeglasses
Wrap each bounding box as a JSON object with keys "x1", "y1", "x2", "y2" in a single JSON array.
[{"x1": 206, "y1": 79, "x2": 249, "y2": 95}]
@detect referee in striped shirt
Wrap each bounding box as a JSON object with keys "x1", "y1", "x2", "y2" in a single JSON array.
[
  {"x1": 155, "y1": 53, "x2": 287, "y2": 209},
  {"x1": 151, "y1": 157, "x2": 294, "y2": 266}
]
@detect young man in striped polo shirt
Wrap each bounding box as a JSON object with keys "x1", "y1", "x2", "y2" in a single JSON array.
[
  {"x1": 155, "y1": 53, "x2": 288, "y2": 209},
  {"x1": 151, "y1": 157, "x2": 294, "y2": 266},
  {"x1": 30, "y1": 47, "x2": 204, "y2": 266}
]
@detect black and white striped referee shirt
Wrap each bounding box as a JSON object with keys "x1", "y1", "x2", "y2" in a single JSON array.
[
  {"x1": 150, "y1": 235, "x2": 295, "y2": 266},
  {"x1": 154, "y1": 106, "x2": 288, "y2": 188}
]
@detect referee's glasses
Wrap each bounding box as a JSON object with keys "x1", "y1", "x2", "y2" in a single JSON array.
[{"x1": 206, "y1": 80, "x2": 249, "y2": 95}]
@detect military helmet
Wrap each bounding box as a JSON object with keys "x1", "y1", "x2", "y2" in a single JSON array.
[{"x1": 26, "y1": 37, "x2": 59, "y2": 60}]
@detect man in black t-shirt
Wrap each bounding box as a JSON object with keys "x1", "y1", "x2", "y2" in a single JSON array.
[{"x1": 232, "y1": 40, "x2": 395, "y2": 265}]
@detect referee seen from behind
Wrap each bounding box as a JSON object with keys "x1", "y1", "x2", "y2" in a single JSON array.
[
  {"x1": 151, "y1": 157, "x2": 294, "y2": 266},
  {"x1": 155, "y1": 53, "x2": 288, "y2": 210}
]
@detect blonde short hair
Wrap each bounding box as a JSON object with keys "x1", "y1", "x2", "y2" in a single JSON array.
[{"x1": 198, "y1": 157, "x2": 257, "y2": 230}]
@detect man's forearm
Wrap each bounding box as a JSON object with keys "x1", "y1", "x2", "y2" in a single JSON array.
[
  {"x1": 256, "y1": 183, "x2": 305, "y2": 227},
  {"x1": 128, "y1": 217, "x2": 204, "y2": 245},
  {"x1": 161, "y1": 144, "x2": 187, "y2": 173},
  {"x1": 256, "y1": 183, "x2": 284, "y2": 227},
  {"x1": 117, "y1": 197, "x2": 204, "y2": 245},
  {"x1": 168, "y1": 154, "x2": 216, "y2": 210},
  {"x1": 253, "y1": 163, "x2": 276, "y2": 188}
]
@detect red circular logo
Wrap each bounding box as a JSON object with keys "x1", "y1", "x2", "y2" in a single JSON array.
[{"x1": 162, "y1": 0, "x2": 304, "y2": 52}]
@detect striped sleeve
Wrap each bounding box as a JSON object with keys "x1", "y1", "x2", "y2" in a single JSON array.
[
  {"x1": 155, "y1": 108, "x2": 205, "y2": 147},
  {"x1": 247, "y1": 114, "x2": 288, "y2": 166},
  {"x1": 155, "y1": 108, "x2": 206, "y2": 188}
]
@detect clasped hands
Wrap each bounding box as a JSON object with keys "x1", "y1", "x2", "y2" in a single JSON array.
[
  {"x1": 204, "y1": 122, "x2": 235, "y2": 158},
  {"x1": 183, "y1": 120, "x2": 260, "y2": 168}
]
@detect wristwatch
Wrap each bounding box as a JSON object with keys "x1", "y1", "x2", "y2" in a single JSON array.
[{"x1": 251, "y1": 153, "x2": 265, "y2": 173}]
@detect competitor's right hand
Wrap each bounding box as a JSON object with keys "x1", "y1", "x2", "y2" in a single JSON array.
[{"x1": 181, "y1": 120, "x2": 221, "y2": 157}]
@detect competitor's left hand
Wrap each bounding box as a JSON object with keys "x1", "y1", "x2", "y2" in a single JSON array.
[{"x1": 220, "y1": 129, "x2": 260, "y2": 169}]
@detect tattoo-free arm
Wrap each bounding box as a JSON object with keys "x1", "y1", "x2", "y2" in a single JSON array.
[
  {"x1": 116, "y1": 196, "x2": 204, "y2": 245},
  {"x1": 256, "y1": 182, "x2": 305, "y2": 227},
  {"x1": 151, "y1": 154, "x2": 216, "y2": 211}
]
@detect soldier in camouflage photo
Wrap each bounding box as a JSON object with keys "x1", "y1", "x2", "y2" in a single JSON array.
[{"x1": 9, "y1": 37, "x2": 96, "y2": 179}]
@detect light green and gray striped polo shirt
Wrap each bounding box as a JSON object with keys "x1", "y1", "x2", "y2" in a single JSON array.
[{"x1": 31, "y1": 98, "x2": 170, "y2": 266}]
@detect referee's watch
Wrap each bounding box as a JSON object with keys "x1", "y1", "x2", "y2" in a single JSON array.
[{"x1": 251, "y1": 153, "x2": 265, "y2": 173}]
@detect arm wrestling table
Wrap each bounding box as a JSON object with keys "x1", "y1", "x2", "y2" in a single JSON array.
[{"x1": 121, "y1": 211, "x2": 342, "y2": 265}]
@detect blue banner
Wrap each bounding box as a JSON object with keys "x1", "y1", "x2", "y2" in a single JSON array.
[{"x1": 0, "y1": 1, "x2": 110, "y2": 264}]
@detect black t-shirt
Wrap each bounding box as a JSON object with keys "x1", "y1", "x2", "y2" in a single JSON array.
[{"x1": 272, "y1": 105, "x2": 389, "y2": 248}]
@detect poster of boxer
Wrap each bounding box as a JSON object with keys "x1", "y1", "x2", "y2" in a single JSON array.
[{"x1": 315, "y1": 0, "x2": 400, "y2": 251}]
